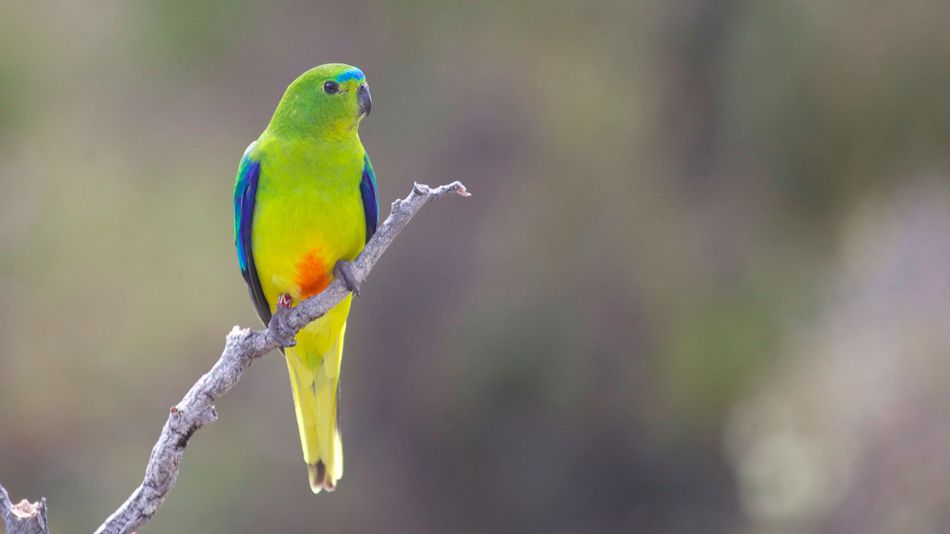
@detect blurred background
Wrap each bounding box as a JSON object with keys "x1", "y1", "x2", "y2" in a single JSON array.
[{"x1": 1, "y1": 0, "x2": 949, "y2": 532}]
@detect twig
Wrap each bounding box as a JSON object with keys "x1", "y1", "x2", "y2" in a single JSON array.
[
  {"x1": 0, "y1": 181, "x2": 469, "y2": 534},
  {"x1": 0, "y1": 483, "x2": 48, "y2": 534}
]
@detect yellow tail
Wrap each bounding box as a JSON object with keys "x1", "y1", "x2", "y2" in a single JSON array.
[{"x1": 284, "y1": 299, "x2": 350, "y2": 494}]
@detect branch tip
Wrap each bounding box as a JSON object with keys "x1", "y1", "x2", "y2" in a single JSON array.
[{"x1": 449, "y1": 181, "x2": 471, "y2": 197}]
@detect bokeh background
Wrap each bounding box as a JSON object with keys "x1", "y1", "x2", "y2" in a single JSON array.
[{"x1": 2, "y1": 1, "x2": 949, "y2": 532}]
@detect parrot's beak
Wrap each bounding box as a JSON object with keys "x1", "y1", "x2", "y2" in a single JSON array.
[{"x1": 357, "y1": 83, "x2": 372, "y2": 117}]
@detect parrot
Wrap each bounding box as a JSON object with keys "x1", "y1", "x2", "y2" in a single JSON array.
[{"x1": 233, "y1": 63, "x2": 378, "y2": 493}]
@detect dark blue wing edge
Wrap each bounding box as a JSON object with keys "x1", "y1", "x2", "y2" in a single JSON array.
[
  {"x1": 360, "y1": 155, "x2": 379, "y2": 243},
  {"x1": 234, "y1": 146, "x2": 272, "y2": 325}
]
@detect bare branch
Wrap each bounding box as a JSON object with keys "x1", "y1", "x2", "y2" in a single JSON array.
[
  {"x1": 0, "y1": 483, "x2": 48, "y2": 534},
  {"x1": 86, "y1": 181, "x2": 469, "y2": 534},
  {"x1": 0, "y1": 180, "x2": 470, "y2": 534}
]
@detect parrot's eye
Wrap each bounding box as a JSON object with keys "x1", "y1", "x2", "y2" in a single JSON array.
[{"x1": 323, "y1": 81, "x2": 340, "y2": 94}]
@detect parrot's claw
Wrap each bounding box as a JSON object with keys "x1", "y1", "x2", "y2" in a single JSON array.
[
  {"x1": 334, "y1": 260, "x2": 362, "y2": 297},
  {"x1": 269, "y1": 293, "x2": 297, "y2": 348}
]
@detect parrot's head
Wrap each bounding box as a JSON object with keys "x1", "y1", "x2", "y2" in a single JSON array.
[{"x1": 268, "y1": 63, "x2": 372, "y2": 138}]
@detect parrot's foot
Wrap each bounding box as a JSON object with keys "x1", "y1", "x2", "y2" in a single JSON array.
[
  {"x1": 268, "y1": 293, "x2": 297, "y2": 348},
  {"x1": 334, "y1": 260, "x2": 362, "y2": 297}
]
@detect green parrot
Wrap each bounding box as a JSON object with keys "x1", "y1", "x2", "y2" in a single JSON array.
[{"x1": 233, "y1": 64, "x2": 378, "y2": 493}]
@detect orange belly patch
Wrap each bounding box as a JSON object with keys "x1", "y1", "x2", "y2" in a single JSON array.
[{"x1": 296, "y1": 249, "x2": 331, "y2": 299}]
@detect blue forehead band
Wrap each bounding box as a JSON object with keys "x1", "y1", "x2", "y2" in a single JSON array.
[{"x1": 335, "y1": 69, "x2": 365, "y2": 83}]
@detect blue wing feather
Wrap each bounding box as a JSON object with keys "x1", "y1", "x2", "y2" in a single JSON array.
[
  {"x1": 360, "y1": 155, "x2": 379, "y2": 243},
  {"x1": 234, "y1": 143, "x2": 271, "y2": 324},
  {"x1": 234, "y1": 148, "x2": 375, "y2": 323}
]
